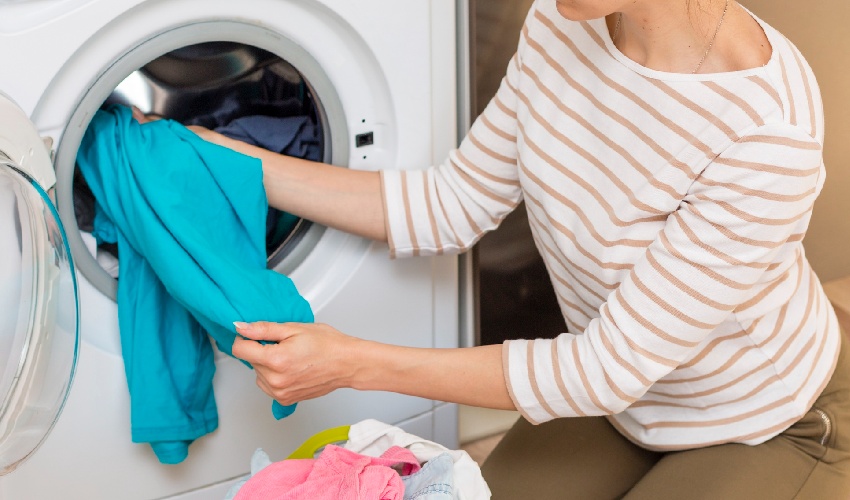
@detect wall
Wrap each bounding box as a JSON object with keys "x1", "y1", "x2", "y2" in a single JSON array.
[
  {"x1": 470, "y1": 0, "x2": 535, "y2": 116},
  {"x1": 742, "y1": 0, "x2": 850, "y2": 281}
]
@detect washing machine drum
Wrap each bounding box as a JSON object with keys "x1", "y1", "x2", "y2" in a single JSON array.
[{"x1": 0, "y1": 138, "x2": 80, "y2": 474}]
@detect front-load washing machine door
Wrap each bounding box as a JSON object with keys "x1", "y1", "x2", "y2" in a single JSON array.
[{"x1": 0, "y1": 93, "x2": 80, "y2": 475}]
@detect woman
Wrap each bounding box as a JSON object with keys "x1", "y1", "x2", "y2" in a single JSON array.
[{"x1": 195, "y1": 0, "x2": 850, "y2": 497}]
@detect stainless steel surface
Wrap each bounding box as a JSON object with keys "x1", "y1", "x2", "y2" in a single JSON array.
[
  {"x1": 471, "y1": 0, "x2": 535, "y2": 115},
  {"x1": 111, "y1": 43, "x2": 306, "y2": 124},
  {"x1": 457, "y1": 0, "x2": 477, "y2": 349},
  {"x1": 471, "y1": 0, "x2": 566, "y2": 345},
  {"x1": 140, "y1": 42, "x2": 278, "y2": 90}
]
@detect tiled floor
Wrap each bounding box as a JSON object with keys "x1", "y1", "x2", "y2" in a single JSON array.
[
  {"x1": 460, "y1": 432, "x2": 506, "y2": 466},
  {"x1": 457, "y1": 406, "x2": 518, "y2": 466}
]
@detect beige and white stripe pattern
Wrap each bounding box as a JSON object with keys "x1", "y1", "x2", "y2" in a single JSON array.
[{"x1": 380, "y1": 1, "x2": 839, "y2": 450}]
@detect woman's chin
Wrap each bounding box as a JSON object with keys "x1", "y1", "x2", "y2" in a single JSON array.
[{"x1": 555, "y1": 2, "x2": 596, "y2": 21}]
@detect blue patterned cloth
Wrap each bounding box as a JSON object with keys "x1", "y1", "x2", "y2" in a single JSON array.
[{"x1": 401, "y1": 453, "x2": 455, "y2": 500}]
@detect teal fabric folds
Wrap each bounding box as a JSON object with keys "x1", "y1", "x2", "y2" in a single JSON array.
[{"x1": 76, "y1": 105, "x2": 313, "y2": 464}]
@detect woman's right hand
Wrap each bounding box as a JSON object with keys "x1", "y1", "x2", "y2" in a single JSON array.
[{"x1": 232, "y1": 321, "x2": 363, "y2": 406}]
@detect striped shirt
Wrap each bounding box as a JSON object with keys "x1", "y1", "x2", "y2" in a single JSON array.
[{"x1": 380, "y1": 1, "x2": 840, "y2": 450}]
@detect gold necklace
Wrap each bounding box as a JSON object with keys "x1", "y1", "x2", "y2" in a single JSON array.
[{"x1": 612, "y1": 0, "x2": 731, "y2": 74}]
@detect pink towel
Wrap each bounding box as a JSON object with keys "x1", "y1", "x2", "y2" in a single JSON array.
[{"x1": 234, "y1": 445, "x2": 421, "y2": 499}]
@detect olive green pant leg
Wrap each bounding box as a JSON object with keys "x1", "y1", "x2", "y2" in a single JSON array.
[
  {"x1": 481, "y1": 415, "x2": 661, "y2": 499},
  {"x1": 482, "y1": 332, "x2": 850, "y2": 499},
  {"x1": 625, "y1": 332, "x2": 850, "y2": 500},
  {"x1": 793, "y1": 329, "x2": 850, "y2": 498}
]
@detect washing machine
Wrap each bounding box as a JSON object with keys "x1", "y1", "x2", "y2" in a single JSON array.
[{"x1": 0, "y1": 0, "x2": 473, "y2": 498}]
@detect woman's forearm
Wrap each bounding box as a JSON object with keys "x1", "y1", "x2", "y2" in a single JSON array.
[
  {"x1": 232, "y1": 322, "x2": 516, "y2": 410},
  {"x1": 203, "y1": 132, "x2": 387, "y2": 242},
  {"x1": 350, "y1": 341, "x2": 516, "y2": 410},
  {"x1": 262, "y1": 149, "x2": 386, "y2": 242}
]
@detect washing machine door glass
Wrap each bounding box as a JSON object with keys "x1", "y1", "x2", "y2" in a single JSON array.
[{"x1": 0, "y1": 158, "x2": 80, "y2": 475}]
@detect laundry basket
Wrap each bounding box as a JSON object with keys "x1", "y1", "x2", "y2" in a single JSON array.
[
  {"x1": 285, "y1": 425, "x2": 352, "y2": 459},
  {"x1": 225, "y1": 420, "x2": 491, "y2": 499}
]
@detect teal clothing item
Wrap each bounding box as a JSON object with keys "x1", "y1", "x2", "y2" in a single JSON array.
[{"x1": 76, "y1": 105, "x2": 313, "y2": 464}]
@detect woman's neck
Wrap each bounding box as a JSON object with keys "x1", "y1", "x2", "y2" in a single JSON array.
[{"x1": 608, "y1": 0, "x2": 744, "y2": 74}]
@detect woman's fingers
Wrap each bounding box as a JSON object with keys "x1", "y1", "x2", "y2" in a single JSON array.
[
  {"x1": 131, "y1": 106, "x2": 147, "y2": 123},
  {"x1": 231, "y1": 335, "x2": 268, "y2": 365},
  {"x1": 231, "y1": 322, "x2": 361, "y2": 406},
  {"x1": 233, "y1": 321, "x2": 300, "y2": 342},
  {"x1": 130, "y1": 106, "x2": 164, "y2": 124},
  {"x1": 231, "y1": 322, "x2": 305, "y2": 367}
]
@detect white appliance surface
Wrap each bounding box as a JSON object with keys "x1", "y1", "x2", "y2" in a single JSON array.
[{"x1": 0, "y1": 0, "x2": 462, "y2": 498}]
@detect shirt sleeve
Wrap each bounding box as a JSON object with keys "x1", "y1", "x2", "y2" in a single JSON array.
[
  {"x1": 502, "y1": 123, "x2": 825, "y2": 424},
  {"x1": 380, "y1": 50, "x2": 524, "y2": 258}
]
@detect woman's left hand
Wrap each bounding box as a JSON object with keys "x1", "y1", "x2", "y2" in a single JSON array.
[
  {"x1": 232, "y1": 322, "x2": 363, "y2": 406},
  {"x1": 130, "y1": 106, "x2": 164, "y2": 124}
]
